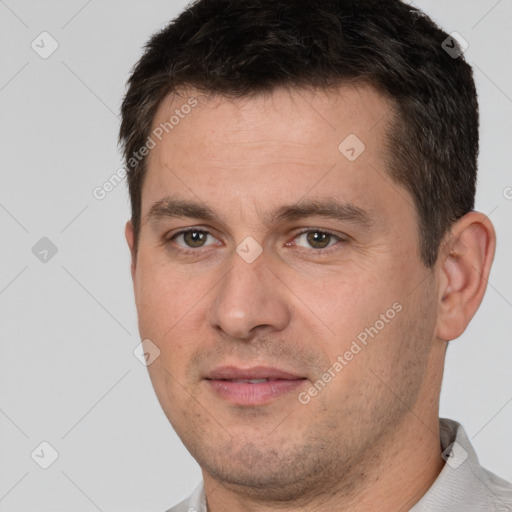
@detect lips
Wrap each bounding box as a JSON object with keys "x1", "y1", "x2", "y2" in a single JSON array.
[
  {"x1": 231, "y1": 378, "x2": 269, "y2": 383},
  {"x1": 205, "y1": 366, "x2": 307, "y2": 405},
  {"x1": 207, "y1": 366, "x2": 303, "y2": 381}
]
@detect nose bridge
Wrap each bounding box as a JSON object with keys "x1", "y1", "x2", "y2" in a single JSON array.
[{"x1": 208, "y1": 248, "x2": 290, "y2": 339}]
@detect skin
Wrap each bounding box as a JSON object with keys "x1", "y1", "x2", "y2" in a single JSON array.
[{"x1": 125, "y1": 84, "x2": 495, "y2": 511}]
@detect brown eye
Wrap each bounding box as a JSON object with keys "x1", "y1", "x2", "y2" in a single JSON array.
[
  {"x1": 305, "y1": 231, "x2": 332, "y2": 249},
  {"x1": 185, "y1": 231, "x2": 207, "y2": 247},
  {"x1": 172, "y1": 230, "x2": 213, "y2": 248},
  {"x1": 292, "y1": 230, "x2": 339, "y2": 250}
]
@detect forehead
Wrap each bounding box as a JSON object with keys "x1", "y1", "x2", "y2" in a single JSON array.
[
  {"x1": 141, "y1": 84, "x2": 407, "y2": 225},
  {"x1": 150, "y1": 83, "x2": 391, "y2": 154}
]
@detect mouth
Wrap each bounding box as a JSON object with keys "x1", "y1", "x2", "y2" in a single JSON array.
[{"x1": 204, "y1": 366, "x2": 307, "y2": 405}]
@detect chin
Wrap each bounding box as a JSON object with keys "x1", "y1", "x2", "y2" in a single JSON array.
[{"x1": 195, "y1": 436, "x2": 341, "y2": 501}]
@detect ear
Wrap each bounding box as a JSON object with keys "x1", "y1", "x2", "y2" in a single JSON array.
[
  {"x1": 125, "y1": 220, "x2": 137, "y2": 279},
  {"x1": 436, "y1": 212, "x2": 496, "y2": 341}
]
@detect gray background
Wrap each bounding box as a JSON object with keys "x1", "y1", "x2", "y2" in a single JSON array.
[{"x1": 1, "y1": 0, "x2": 511, "y2": 510}]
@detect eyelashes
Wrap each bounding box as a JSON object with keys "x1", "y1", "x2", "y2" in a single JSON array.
[{"x1": 166, "y1": 228, "x2": 348, "y2": 256}]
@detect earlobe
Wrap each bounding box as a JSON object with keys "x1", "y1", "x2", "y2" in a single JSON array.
[
  {"x1": 125, "y1": 220, "x2": 137, "y2": 278},
  {"x1": 436, "y1": 212, "x2": 496, "y2": 341}
]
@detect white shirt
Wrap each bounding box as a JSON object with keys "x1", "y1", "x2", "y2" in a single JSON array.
[{"x1": 165, "y1": 418, "x2": 512, "y2": 512}]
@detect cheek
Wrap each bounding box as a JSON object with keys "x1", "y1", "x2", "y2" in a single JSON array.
[
  {"x1": 291, "y1": 267, "x2": 399, "y2": 343},
  {"x1": 134, "y1": 258, "x2": 194, "y2": 337},
  {"x1": 291, "y1": 267, "x2": 416, "y2": 392},
  {"x1": 134, "y1": 259, "x2": 212, "y2": 378},
  {"x1": 145, "y1": 356, "x2": 193, "y2": 435}
]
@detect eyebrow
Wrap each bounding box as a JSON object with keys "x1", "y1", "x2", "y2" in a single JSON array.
[{"x1": 145, "y1": 196, "x2": 373, "y2": 229}]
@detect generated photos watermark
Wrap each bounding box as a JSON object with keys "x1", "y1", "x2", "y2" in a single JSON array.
[
  {"x1": 93, "y1": 97, "x2": 198, "y2": 200},
  {"x1": 298, "y1": 302, "x2": 403, "y2": 405}
]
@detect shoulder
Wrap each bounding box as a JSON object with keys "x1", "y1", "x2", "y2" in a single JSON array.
[
  {"x1": 412, "y1": 419, "x2": 511, "y2": 511},
  {"x1": 479, "y1": 466, "x2": 512, "y2": 510},
  {"x1": 162, "y1": 482, "x2": 205, "y2": 512},
  {"x1": 438, "y1": 418, "x2": 512, "y2": 510},
  {"x1": 163, "y1": 496, "x2": 191, "y2": 512}
]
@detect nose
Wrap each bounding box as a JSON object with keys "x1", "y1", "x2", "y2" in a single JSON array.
[{"x1": 207, "y1": 248, "x2": 291, "y2": 341}]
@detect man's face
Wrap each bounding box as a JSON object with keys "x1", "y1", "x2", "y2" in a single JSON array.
[{"x1": 127, "y1": 85, "x2": 441, "y2": 497}]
